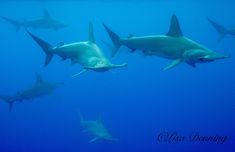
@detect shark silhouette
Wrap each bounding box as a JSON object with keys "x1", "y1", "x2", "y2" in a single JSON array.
[
  {"x1": 103, "y1": 14, "x2": 228, "y2": 71},
  {"x1": 79, "y1": 113, "x2": 118, "y2": 143},
  {"x1": 0, "y1": 73, "x2": 61, "y2": 112},
  {"x1": 207, "y1": 17, "x2": 235, "y2": 42},
  {"x1": 27, "y1": 22, "x2": 127, "y2": 76},
  {"x1": 0, "y1": 8, "x2": 67, "y2": 31}
]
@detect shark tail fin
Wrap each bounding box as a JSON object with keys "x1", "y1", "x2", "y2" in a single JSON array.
[
  {"x1": 0, "y1": 95, "x2": 14, "y2": 112},
  {"x1": 0, "y1": 16, "x2": 21, "y2": 31},
  {"x1": 26, "y1": 31, "x2": 53, "y2": 66},
  {"x1": 103, "y1": 23, "x2": 121, "y2": 57},
  {"x1": 207, "y1": 18, "x2": 227, "y2": 42}
]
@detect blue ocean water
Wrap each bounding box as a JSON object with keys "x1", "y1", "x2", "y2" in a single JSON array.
[{"x1": 0, "y1": 0, "x2": 235, "y2": 152}]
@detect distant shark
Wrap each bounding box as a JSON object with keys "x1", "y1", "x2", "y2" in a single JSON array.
[
  {"x1": 0, "y1": 9, "x2": 67, "y2": 31},
  {"x1": 79, "y1": 113, "x2": 118, "y2": 143},
  {"x1": 207, "y1": 18, "x2": 235, "y2": 41},
  {"x1": 27, "y1": 23, "x2": 127, "y2": 76},
  {"x1": 103, "y1": 14, "x2": 228, "y2": 71},
  {"x1": 0, "y1": 73, "x2": 61, "y2": 112}
]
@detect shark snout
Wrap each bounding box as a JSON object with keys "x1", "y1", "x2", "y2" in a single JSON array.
[
  {"x1": 204, "y1": 53, "x2": 230, "y2": 61},
  {"x1": 110, "y1": 63, "x2": 128, "y2": 68}
]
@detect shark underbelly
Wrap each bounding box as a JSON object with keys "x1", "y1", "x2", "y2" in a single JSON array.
[
  {"x1": 54, "y1": 42, "x2": 106, "y2": 66},
  {"x1": 23, "y1": 20, "x2": 56, "y2": 29},
  {"x1": 19, "y1": 85, "x2": 52, "y2": 101},
  {"x1": 121, "y1": 36, "x2": 203, "y2": 59}
]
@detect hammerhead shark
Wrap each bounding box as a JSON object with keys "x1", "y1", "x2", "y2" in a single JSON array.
[
  {"x1": 103, "y1": 14, "x2": 228, "y2": 71},
  {"x1": 0, "y1": 9, "x2": 67, "y2": 31},
  {"x1": 79, "y1": 113, "x2": 118, "y2": 143},
  {"x1": 27, "y1": 23, "x2": 127, "y2": 76},
  {"x1": 207, "y1": 18, "x2": 235, "y2": 41},
  {"x1": 0, "y1": 73, "x2": 60, "y2": 112}
]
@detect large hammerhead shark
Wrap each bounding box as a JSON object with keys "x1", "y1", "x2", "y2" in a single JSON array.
[
  {"x1": 27, "y1": 23, "x2": 127, "y2": 76},
  {"x1": 79, "y1": 113, "x2": 118, "y2": 143},
  {"x1": 207, "y1": 17, "x2": 235, "y2": 41},
  {"x1": 0, "y1": 9, "x2": 67, "y2": 31},
  {"x1": 0, "y1": 73, "x2": 60, "y2": 112},
  {"x1": 103, "y1": 14, "x2": 228, "y2": 71}
]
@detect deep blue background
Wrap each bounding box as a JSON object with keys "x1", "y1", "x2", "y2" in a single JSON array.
[{"x1": 0, "y1": 1, "x2": 234, "y2": 152}]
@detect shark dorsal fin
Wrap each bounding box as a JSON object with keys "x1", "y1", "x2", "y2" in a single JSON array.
[
  {"x1": 166, "y1": 14, "x2": 183, "y2": 37},
  {"x1": 35, "y1": 72, "x2": 44, "y2": 83},
  {"x1": 43, "y1": 8, "x2": 51, "y2": 19},
  {"x1": 88, "y1": 22, "x2": 95, "y2": 43}
]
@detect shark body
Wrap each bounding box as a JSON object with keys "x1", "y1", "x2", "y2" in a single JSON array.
[
  {"x1": 103, "y1": 14, "x2": 228, "y2": 71},
  {"x1": 0, "y1": 9, "x2": 67, "y2": 31},
  {"x1": 27, "y1": 23, "x2": 127, "y2": 76},
  {"x1": 207, "y1": 18, "x2": 235, "y2": 41},
  {"x1": 80, "y1": 114, "x2": 118, "y2": 143},
  {"x1": 0, "y1": 73, "x2": 60, "y2": 112}
]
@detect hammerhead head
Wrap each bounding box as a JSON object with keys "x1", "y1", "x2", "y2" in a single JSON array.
[
  {"x1": 207, "y1": 18, "x2": 235, "y2": 41},
  {"x1": 103, "y1": 14, "x2": 228, "y2": 71},
  {"x1": 79, "y1": 113, "x2": 118, "y2": 143},
  {"x1": 0, "y1": 9, "x2": 67, "y2": 31},
  {"x1": 27, "y1": 23, "x2": 127, "y2": 76},
  {"x1": 0, "y1": 73, "x2": 60, "y2": 112}
]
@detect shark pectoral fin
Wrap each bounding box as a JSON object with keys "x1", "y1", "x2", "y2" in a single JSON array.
[
  {"x1": 89, "y1": 137, "x2": 100, "y2": 143},
  {"x1": 186, "y1": 61, "x2": 196, "y2": 68},
  {"x1": 72, "y1": 69, "x2": 89, "y2": 78},
  {"x1": 163, "y1": 59, "x2": 183, "y2": 71}
]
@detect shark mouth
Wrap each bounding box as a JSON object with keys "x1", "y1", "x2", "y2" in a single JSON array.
[{"x1": 84, "y1": 63, "x2": 128, "y2": 72}]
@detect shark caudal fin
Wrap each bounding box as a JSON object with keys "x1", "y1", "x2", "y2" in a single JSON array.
[
  {"x1": 27, "y1": 31, "x2": 53, "y2": 66},
  {"x1": 0, "y1": 95, "x2": 14, "y2": 112},
  {"x1": 103, "y1": 23, "x2": 121, "y2": 57},
  {"x1": 0, "y1": 16, "x2": 21, "y2": 31},
  {"x1": 207, "y1": 18, "x2": 227, "y2": 42}
]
